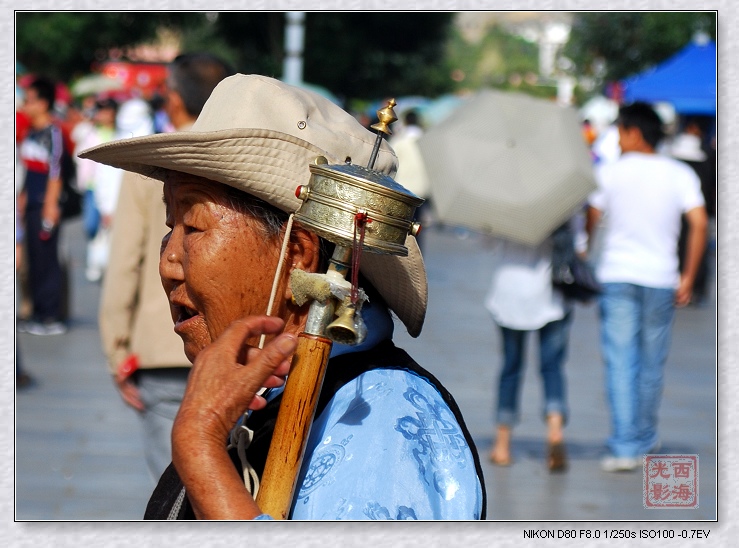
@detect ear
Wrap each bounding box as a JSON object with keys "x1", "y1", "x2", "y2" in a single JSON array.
[
  {"x1": 278, "y1": 226, "x2": 322, "y2": 334},
  {"x1": 283, "y1": 226, "x2": 321, "y2": 300}
]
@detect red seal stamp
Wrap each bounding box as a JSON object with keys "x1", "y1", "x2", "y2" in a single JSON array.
[{"x1": 643, "y1": 455, "x2": 699, "y2": 509}]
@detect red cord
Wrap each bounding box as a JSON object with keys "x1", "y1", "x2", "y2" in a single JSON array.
[{"x1": 351, "y1": 212, "x2": 371, "y2": 304}]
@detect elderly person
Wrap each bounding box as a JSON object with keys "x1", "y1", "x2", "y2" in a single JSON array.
[{"x1": 81, "y1": 74, "x2": 485, "y2": 520}]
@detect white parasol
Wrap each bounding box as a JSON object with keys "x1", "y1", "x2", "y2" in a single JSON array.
[{"x1": 418, "y1": 88, "x2": 596, "y2": 246}]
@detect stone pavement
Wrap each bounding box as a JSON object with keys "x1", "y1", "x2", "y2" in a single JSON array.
[
  {"x1": 15, "y1": 219, "x2": 716, "y2": 521},
  {"x1": 15, "y1": 218, "x2": 154, "y2": 520}
]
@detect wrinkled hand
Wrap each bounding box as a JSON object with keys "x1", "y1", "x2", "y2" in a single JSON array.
[{"x1": 173, "y1": 316, "x2": 296, "y2": 448}]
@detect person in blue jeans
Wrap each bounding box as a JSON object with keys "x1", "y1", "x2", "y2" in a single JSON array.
[
  {"x1": 484, "y1": 236, "x2": 572, "y2": 472},
  {"x1": 587, "y1": 103, "x2": 708, "y2": 472}
]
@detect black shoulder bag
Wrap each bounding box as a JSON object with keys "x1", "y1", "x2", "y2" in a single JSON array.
[{"x1": 551, "y1": 221, "x2": 602, "y2": 303}]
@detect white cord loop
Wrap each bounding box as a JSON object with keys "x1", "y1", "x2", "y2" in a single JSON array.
[{"x1": 233, "y1": 214, "x2": 296, "y2": 495}]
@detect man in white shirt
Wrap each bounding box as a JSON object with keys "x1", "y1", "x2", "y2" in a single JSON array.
[{"x1": 586, "y1": 102, "x2": 708, "y2": 472}]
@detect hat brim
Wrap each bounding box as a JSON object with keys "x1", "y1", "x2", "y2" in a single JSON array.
[
  {"x1": 80, "y1": 128, "x2": 333, "y2": 213},
  {"x1": 80, "y1": 129, "x2": 427, "y2": 337}
]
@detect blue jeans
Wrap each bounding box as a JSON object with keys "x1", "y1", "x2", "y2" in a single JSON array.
[
  {"x1": 598, "y1": 283, "x2": 675, "y2": 458},
  {"x1": 496, "y1": 313, "x2": 572, "y2": 427}
]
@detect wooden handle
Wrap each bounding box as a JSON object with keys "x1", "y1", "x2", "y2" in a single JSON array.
[{"x1": 255, "y1": 332, "x2": 332, "y2": 519}]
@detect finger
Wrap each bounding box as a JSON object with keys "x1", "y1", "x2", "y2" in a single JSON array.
[
  {"x1": 273, "y1": 357, "x2": 292, "y2": 377},
  {"x1": 248, "y1": 394, "x2": 267, "y2": 411},
  {"x1": 238, "y1": 335, "x2": 297, "y2": 392},
  {"x1": 119, "y1": 385, "x2": 145, "y2": 411},
  {"x1": 260, "y1": 377, "x2": 286, "y2": 390},
  {"x1": 227, "y1": 316, "x2": 285, "y2": 345},
  {"x1": 260, "y1": 335, "x2": 298, "y2": 370},
  {"x1": 260, "y1": 362, "x2": 291, "y2": 389},
  {"x1": 214, "y1": 316, "x2": 286, "y2": 362}
]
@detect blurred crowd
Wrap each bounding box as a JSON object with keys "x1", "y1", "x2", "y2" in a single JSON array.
[{"x1": 15, "y1": 72, "x2": 166, "y2": 391}]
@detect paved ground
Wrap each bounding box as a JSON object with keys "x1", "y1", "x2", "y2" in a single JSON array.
[{"x1": 15, "y1": 218, "x2": 716, "y2": 523}]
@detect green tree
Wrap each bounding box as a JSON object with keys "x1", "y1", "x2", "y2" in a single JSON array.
[
  {"x1": 445, "y1": 22, "x2": 555, "y2": 99},
  {"x1": 564, "y1": 12, "x2": 716, "y2": 83},
  {"x1": 302, "y1": 13, "x2": 454, "y2": 101},
  {"x1": 16, "y1": 12, "x2": 201, "y2": 81},
  {"x1": 448, "y1": 24, "x2": 539, "y2": 90},
  {"x1": 184, "y1": 12, "x2": 455, "y2": 102},
  {"x1": 16, "y1": 12, "x2": 455, "y2": 104},
  {"x1": 184, "y1": 13, "x2": 285, "y2": 78}
]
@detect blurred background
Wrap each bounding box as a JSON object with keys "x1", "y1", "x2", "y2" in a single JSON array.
[
  {"x1": 15, "y1": 11, "x2": 717, "y2": 522},
  {"x1": 15, "y1": 11, "x2": 716, "y2": 129}
]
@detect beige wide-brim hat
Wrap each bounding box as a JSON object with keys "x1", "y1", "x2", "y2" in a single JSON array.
[{"x1": 80, "y1": 74, "x2": 427, "y2": 337}]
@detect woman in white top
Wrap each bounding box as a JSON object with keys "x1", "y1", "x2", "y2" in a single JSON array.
[{"x1": 484, "y1": 233, "x2": 573, "y2": 472}]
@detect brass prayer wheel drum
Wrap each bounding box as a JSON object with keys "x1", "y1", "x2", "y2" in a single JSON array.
[{"x1": 294, "y1": 157, "x2": 424, "y2": 256}]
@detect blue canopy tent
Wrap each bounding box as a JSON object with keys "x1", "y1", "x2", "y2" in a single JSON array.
[{"x1": 621, "y1": 39, "x2": 716, "y2": 115}]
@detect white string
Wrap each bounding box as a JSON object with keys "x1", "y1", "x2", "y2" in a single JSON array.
[
  {"x1": 233, "y1": 214, "x2": 295, "y2": 497},
  {"x1": 259, "y1": 213, "x2": 295, "y2": 349},
  {"x1": 227, "y1": 415, "x2": 261, "y2": 496}
]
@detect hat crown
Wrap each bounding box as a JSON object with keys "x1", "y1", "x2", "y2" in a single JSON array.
[{"x1": 193, "y1": 75, "x2": 396, "y2": 174}]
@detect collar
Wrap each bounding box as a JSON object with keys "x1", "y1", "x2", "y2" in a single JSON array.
[{"x1": 329, "y1": 298, "x2": 394, "y2": 358}]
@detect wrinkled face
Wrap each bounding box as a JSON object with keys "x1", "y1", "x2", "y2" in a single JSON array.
[{"x1": 160, "y1": 171, "x2": 281, "y2": 362}]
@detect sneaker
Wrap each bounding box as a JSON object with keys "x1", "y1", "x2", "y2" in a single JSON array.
[
  {"x1": 25, "y1": 321, "x2": 67, "y2": 336},
  {"x1": 600, "y1": 455, "x2": 640, "y2": 472}
]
